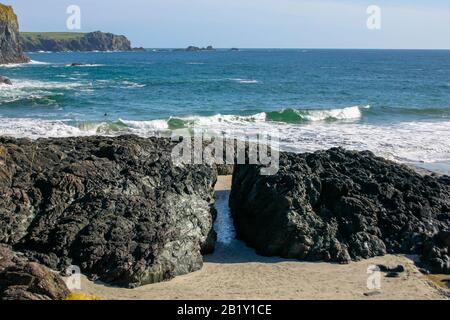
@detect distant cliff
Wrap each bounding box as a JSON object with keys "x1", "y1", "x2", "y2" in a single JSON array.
[
  {"x1": 0, "y1": 3, "x2": 29, "y2": 64},
  {"x1": 20, "y1": 31, "x2": 132, "y2": 52}
]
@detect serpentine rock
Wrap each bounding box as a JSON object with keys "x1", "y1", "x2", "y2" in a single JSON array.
[
  {"x1": 0, "y1": 135, "x2": 217, "y2": 288},
  {"x1": 230, "y1": 148, "x2": 450, "y2": 274}
]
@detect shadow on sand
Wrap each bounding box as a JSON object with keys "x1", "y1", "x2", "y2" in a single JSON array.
[{"x1": 204, "y1": 190, "x2": 293, "y2": 264}]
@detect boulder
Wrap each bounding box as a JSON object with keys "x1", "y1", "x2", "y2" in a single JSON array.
[
  {"x1": 0, "y1": 76, "x2": 12, "y2": 85},
  {"x1": 0, "y1": 245, "x2": 70, "y2": 300},
  {"x1": 230, "y1": 148, "x2": 450, "y2": 273},
  {"x1": 0, "y1": 135, "x2": 218, "y2": 287},
  {"x1": 421, "y1": 229, "x2": 450, "y2": 273}
]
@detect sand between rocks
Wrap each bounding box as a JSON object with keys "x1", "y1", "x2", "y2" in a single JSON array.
[{"x1": 79, "y1": 176, "x2": 448, "y2": 300}]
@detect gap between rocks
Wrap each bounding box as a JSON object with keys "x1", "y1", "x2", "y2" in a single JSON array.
[{"x1": 204, "y1": 176, "x2": 285, "y2": 264}]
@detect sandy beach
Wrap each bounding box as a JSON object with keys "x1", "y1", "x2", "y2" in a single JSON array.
[{"x1": 78, "y1": 176, "x2": 449, "y2": 300}]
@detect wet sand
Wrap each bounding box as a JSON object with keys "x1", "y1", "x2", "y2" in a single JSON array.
[{"x1": 79, "y1": 176, "x2": 448, "y2": 300}]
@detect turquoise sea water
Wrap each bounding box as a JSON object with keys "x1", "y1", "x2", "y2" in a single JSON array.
[{"x1": 1, "y1": 49, "x2": 450, "y2": 171}]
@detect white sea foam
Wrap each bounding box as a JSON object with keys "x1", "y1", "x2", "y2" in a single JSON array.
[
  {"x1": 300, "y1": 105, "x2": 367, "y2": 121},
  {"x1": 121, "y1": 81, "x2": 146, "y2": 88},
  {"x1": 0, "y1": 60, "x2": 50, "y2": 68},
  {"x1": 0, "y1": 79, "x2": 83, "y2": 104},
  {"x1": 228, "y1": 78, "x2": 260, "y2": 84},
  {"x1": 1, "y1": 79, "x2": 82, "y2": 90},
  {"x1": 180, "y1": 113, "x2": 267, "y2": 126},
  {"x1": 1, "y1": 104, "x2": 449, "y2": 167},
  {"x1": 120, "y1": 118, "x2": 169, "y2": 131},
  {"x1": 1, "y1": 116, "x2": 449, "y2": 166},
  {"x1": 187, "y1": 117, "x2": 450, "y2": 165},
  {"x1": 29, "y1": 60, "x2": 50, "y2": 65},
  {"x1": 0, "y1": 63, "x2": 25, "y2": 68},
  {"x1": 0, "y1": 118, "x2": 91, "y2": 138}
]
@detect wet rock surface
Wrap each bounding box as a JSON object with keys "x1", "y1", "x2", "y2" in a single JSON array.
[
  {"x1": 230, "y1": 148, "x2": 450, "y2": 274},
  {"x1": 0, "y1": 76, "x2": 12, "y2": 85},
  {"x1": 0, "y1": 245, "x2": 70, "y2": 300},
  {"x1": 0, "y1": 135, "x2": 217, "y2": 288}
]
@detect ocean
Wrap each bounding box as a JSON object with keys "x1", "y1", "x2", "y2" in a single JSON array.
[{"x1": 1, "y1": 49, "x2": 450, "y2": 173}]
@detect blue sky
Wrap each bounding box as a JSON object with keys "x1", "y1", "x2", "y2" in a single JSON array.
[{"x1": 4, "y1": 0, "x2": 450, "y2": 48}]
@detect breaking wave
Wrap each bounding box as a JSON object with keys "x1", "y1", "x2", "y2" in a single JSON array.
[
  {"x1": 1, "y1": 105, "x2": 450, "y2": 168},
  {"x1": 0, "y1": 79, "x2": 83, "y2": 106},
  {"x1": 1, "y1": 115, "x2": 450, "y2": 167}
]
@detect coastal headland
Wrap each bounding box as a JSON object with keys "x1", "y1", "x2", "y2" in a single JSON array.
[{"x1": 19, "y1": 31, "x2": 133, "y2": 52}]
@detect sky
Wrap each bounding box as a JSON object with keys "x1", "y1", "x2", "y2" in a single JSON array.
[{"x1": 4, "y1": 0, "x2": 450, "y2": 49}]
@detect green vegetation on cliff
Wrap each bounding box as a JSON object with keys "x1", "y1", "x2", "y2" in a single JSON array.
[
  {"x1": 21, "y1": 32, "x2": 85, "y2": 41},
  {"x1": 0, "y1": 3, "x2": 29, "y2": 64},
  {"x1": 20, "y1": 31, "x2": 132, "y2": 52},
  {"x1": 0, "y1": 3, "x2": 17, "y2": 23}
]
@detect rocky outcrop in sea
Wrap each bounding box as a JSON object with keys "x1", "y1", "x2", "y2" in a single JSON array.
[
  {"x1": 0, "y1": 3, "x2": 29, "y2": 64},
  {"x1": 0, "y1": 76, "x2": 12, "y2": 85},
  {"x1": 0, "y1": 136, "x2": 218, "y2": 288},
  {"x1": 230, "y1": 148, "x2": 450, "y2": 274},
  {"x1": 20, "y1": 31, "x2": 132, "y2": 52},
  {"x1": 174, "y1": 45, "x2": 215, "y2": 52}
]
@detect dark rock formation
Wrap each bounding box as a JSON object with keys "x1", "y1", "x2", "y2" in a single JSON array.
[
  {"x1": 0, "y1": 4, "x2": 29, "y2": 64},
  {"x1": 174, "y1": 45, "x2": 215, "y2": 52},
  {"x1": 0, "y1": 75, "x2": 12, "y2": 85},
  {"x1": 230, "y1": 148, "x2": 450, "y2": 274},
  {"x1": 421, "y1": 229, "x2": 450, "y2": 273},
  {"x1": 20, "y1": 31, "x2": 132, "y2": 52},
  {"x1": 0, "y1": 135, "x2": 217, "y2": 288},
  {"x1": 132, "y1": 47, "x2": 146, "y2": 52},
  {"x1": 376, "y1": 264, "x2": 405, "y2": 273},
  {"x1": 216, "y1": 164, "x2": 234, "y2": 176},
  {"x1": 0, "y1": 245, "x2": 70, "y2": 300},
  {"x1": 69, "y1": 62, "x2": 85, "y2": 67}
]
